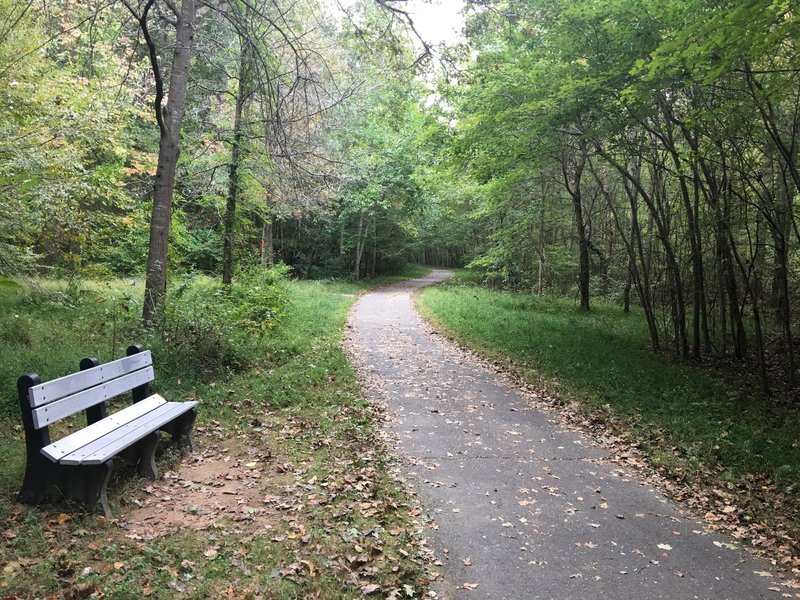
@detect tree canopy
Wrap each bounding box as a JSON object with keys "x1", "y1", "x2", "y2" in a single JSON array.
[{"x1": 2, "y1": 0, "x2": 800, "y2": 391}]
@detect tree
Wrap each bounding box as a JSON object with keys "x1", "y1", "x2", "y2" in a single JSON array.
[{"x1": 123, "y1": 0, "x2": 196, "y2": 323}]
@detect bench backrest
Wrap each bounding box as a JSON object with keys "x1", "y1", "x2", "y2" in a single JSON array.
[{"x1": 27, "y1": 351, "x2": 154, "y2": 429}]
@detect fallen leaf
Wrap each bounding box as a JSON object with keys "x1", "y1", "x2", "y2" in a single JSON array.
[
  {"x1": 713, "y1": 541, "x2": 738, "y2": 551},
  {"x1": 3, "y1": 561, "x2": 21, "y2": 574}
]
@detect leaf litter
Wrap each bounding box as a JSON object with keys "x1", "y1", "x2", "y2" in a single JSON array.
[{"x1": 2, "y1": 400, "x2": 436, "y2": 599}]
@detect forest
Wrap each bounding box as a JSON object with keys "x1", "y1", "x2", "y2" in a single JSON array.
[
  {"x1": 1, "y1": 0, "x2": 800, "y2": 596},
  {"x1": 2, "y1": 0, "x2": 799, "y2": 392}
]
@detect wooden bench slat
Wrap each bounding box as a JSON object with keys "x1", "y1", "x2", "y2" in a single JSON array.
[
  {"x1": 28, "y1": 352, "x2": 153, "y2": 408},
  {"x1": 31, "y1": 366, "x2": 155, "y2": 429},
  {"x1": 59, "y1": 401, "x2": 198, "y2": 466},
  {"x1": 40, "y1": 395, "x2": 167, "y2": 462}
]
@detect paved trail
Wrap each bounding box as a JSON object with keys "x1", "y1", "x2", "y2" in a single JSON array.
[{"x1": 347, "y1": 270, "x2": 779, "y2": 600}]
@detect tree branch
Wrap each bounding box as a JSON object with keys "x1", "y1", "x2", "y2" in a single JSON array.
[{"x1": 123, "y1": 0, "x2": 167, "y2": 136}]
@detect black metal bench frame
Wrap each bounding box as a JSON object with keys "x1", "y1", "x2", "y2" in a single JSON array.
[{"x1": 17, "y1": 344, "x2": 197, "y2": 517}]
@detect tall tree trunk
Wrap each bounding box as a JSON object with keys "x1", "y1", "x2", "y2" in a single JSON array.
[
  {"x1": 591, "y1": 155, "x2": 659, "y2": 349},
  {"x1": 141, "y1": 0, "x2": 196, "y2": 324},
  {"x1": 370, "y1": 213, "x2": 377, "y2": 279},
  {"x1": 561, "y1": 141, "x2": 590, "y2": 311},
  {"x1": 354, "y1": 211, "x2": 365, "y2": 280},
  {"x1": 596, "y1": 144, "x2": 689, "y2": 357},
  {"x1": 260, "y1": 218, "x2": 274, "y2": 268},
  {"x1": 623, "y1": 210, "x2": 634, "y2": 314},
  {"x1": 537, "y1": 183, "x2": 546, "y2": 296},
  {"x1": 663, "y1": 122, "x2": 704, "y2": 359},
  {"x1": 774, "y1": 165, "x2": 796, "y2": 384},
  {"x1": 279, "y1": 219, "x2": 284, "y2": 263},
  {"x1": 306, "y1": 235, "x2": 318, "y2": 279},
  {"x1": 222, "y1": 39, "x2": 251, "y2": 286},
  {"x1": 722, "y1": 187, "x2": 747, "y2": 359}
]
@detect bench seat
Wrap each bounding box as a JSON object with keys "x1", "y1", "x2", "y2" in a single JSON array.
[{"x1": 42, "y1": 394, "x2": 198, "y2": 465}]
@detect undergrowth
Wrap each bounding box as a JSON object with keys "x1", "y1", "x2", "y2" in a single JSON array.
[{"x1": 0, "y1": 266, "x2": 432, "y2": 599}]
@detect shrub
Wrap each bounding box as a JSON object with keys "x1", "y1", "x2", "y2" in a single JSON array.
[
  {"x1": 181, "y1": 227, "x2": 222, "y2": 273},
  {"x1": 145, "y1": 266, "x2": 290, "y2": 381}
]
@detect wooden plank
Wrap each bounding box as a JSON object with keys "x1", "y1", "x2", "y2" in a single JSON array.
[
  {"x1": 59, "y1": 401, "x2": 198, "y2": 466},
  {"x1": 61, "y1": 403, "x2": 191, "y2": 465},
  {"x1": 40, "y1": 395, "x2": 167, "y2": 462},
  {"x1": 29, "y1": 352, "x2": 152, "y2": 408},
  {"x1": 31, "y1": 367, "x2": 154, "y2": 429}
]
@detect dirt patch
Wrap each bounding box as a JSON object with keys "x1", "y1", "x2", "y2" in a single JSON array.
[{"x1": 120, "y1": 437, "x2": 281, "y2": 540}]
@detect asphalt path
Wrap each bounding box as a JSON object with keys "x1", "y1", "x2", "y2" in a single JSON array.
[{"x1": 346, "y1": 269, "x2": 780, "y2": 600}]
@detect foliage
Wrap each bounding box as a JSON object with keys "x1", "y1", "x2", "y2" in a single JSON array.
[
  {"x1": 146, "y1": 268, "x2": 290, "y2": 380},
  {"x1": 411, "y1": 0, "x2": 800, "y2": 394},
  {"x1": 0, "y1": 267, "x2": 290, "y2": 420}
]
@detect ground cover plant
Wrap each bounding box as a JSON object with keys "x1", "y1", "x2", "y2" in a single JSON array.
[
  {"x1": 416, "y1": 275, "x2": 800, "y2": 569},
  {"x1": 0, "y1": 269, "x2": 434, "y2": 599}
]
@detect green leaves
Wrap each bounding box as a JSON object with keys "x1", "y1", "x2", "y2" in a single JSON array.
[{"x1": 0, "y1": 277, "x2": 21, "y2": 290}]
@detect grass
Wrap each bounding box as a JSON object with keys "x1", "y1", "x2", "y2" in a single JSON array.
[
  {"x1": 0, "y1": 266, "x2": 433, "y2": 599},
  {"x1": 416, "y1": 275, "x2": 800, "y2": 551}
]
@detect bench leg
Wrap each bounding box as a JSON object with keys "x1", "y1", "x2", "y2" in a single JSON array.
[
  {"x1": 163, "y1": 407, "x2": 197, "y2": 452},
  {"x1": 18, "y1": 462, "x2": 53, "y2": 505},
  {"x1": 60, "y1": 462, "x2": 114, "y2": 519},
  {"x1": 19, "y1": 460, "x2": 112, "y2": 518},
  {"x1": 136, "y1": 431, "x2": 160, "y2": 480}
]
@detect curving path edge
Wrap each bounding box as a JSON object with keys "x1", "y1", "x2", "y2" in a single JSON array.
[{"x1": 346, "y1": 269, "x2": 779, "y2": 600}]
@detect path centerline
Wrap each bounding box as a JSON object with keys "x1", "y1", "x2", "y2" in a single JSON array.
[{"x1": 346, "y1": 270, "x2": 776, "y2": 600}]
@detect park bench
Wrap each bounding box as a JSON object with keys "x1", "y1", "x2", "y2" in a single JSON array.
[{"x1": 17, "y1": 344, "x2": 197, "y2": 517}]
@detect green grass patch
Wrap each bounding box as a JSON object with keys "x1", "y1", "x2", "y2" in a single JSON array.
[
  {"x1": 416, "y1": 282, "x2": 800, "y2": 541},
  {"x1": 0, "y1": 267, "x2": 431, "y2": 599}
]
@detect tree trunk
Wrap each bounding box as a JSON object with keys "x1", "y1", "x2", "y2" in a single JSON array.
[
  {"x1": 664, "y1": 127, "x2": 704, "y2": 359},
  {"x1": 561, "y1": 141, "x2": 590, "y2": 312},
  {"x1": 370, "y1": 213, "x2": 377, "y2": 279},
  {"x1": 142, "y1": 0, "x2": 196, "y2": 324},
  {"x1": 596, "y1": 144, "x2": 688, "y2": 357},
  {"x1": 354, "y1": 211, "x2": 365, "y2": 280},
  {"x1": 623, "y1": 208, "x2": 633, "y2": 314},
  {"x1": 306, "y1": 235, "x2": 318, "y2": 278},
  {"x1": 260, "y1": 218, "x2": 274, "y2": 268},
  {"x1": 773, "y1": 164, "x2": 796, "y2": 384},
  {"x1": 591, "y1": 154, "x2": 660, "y2": 349},
  {"x1": 222, "y1": 39, "x2": 251, "y2": 286},
  {"x1": 537, "y1": 183, "x2": 546, "y2": 296}
]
